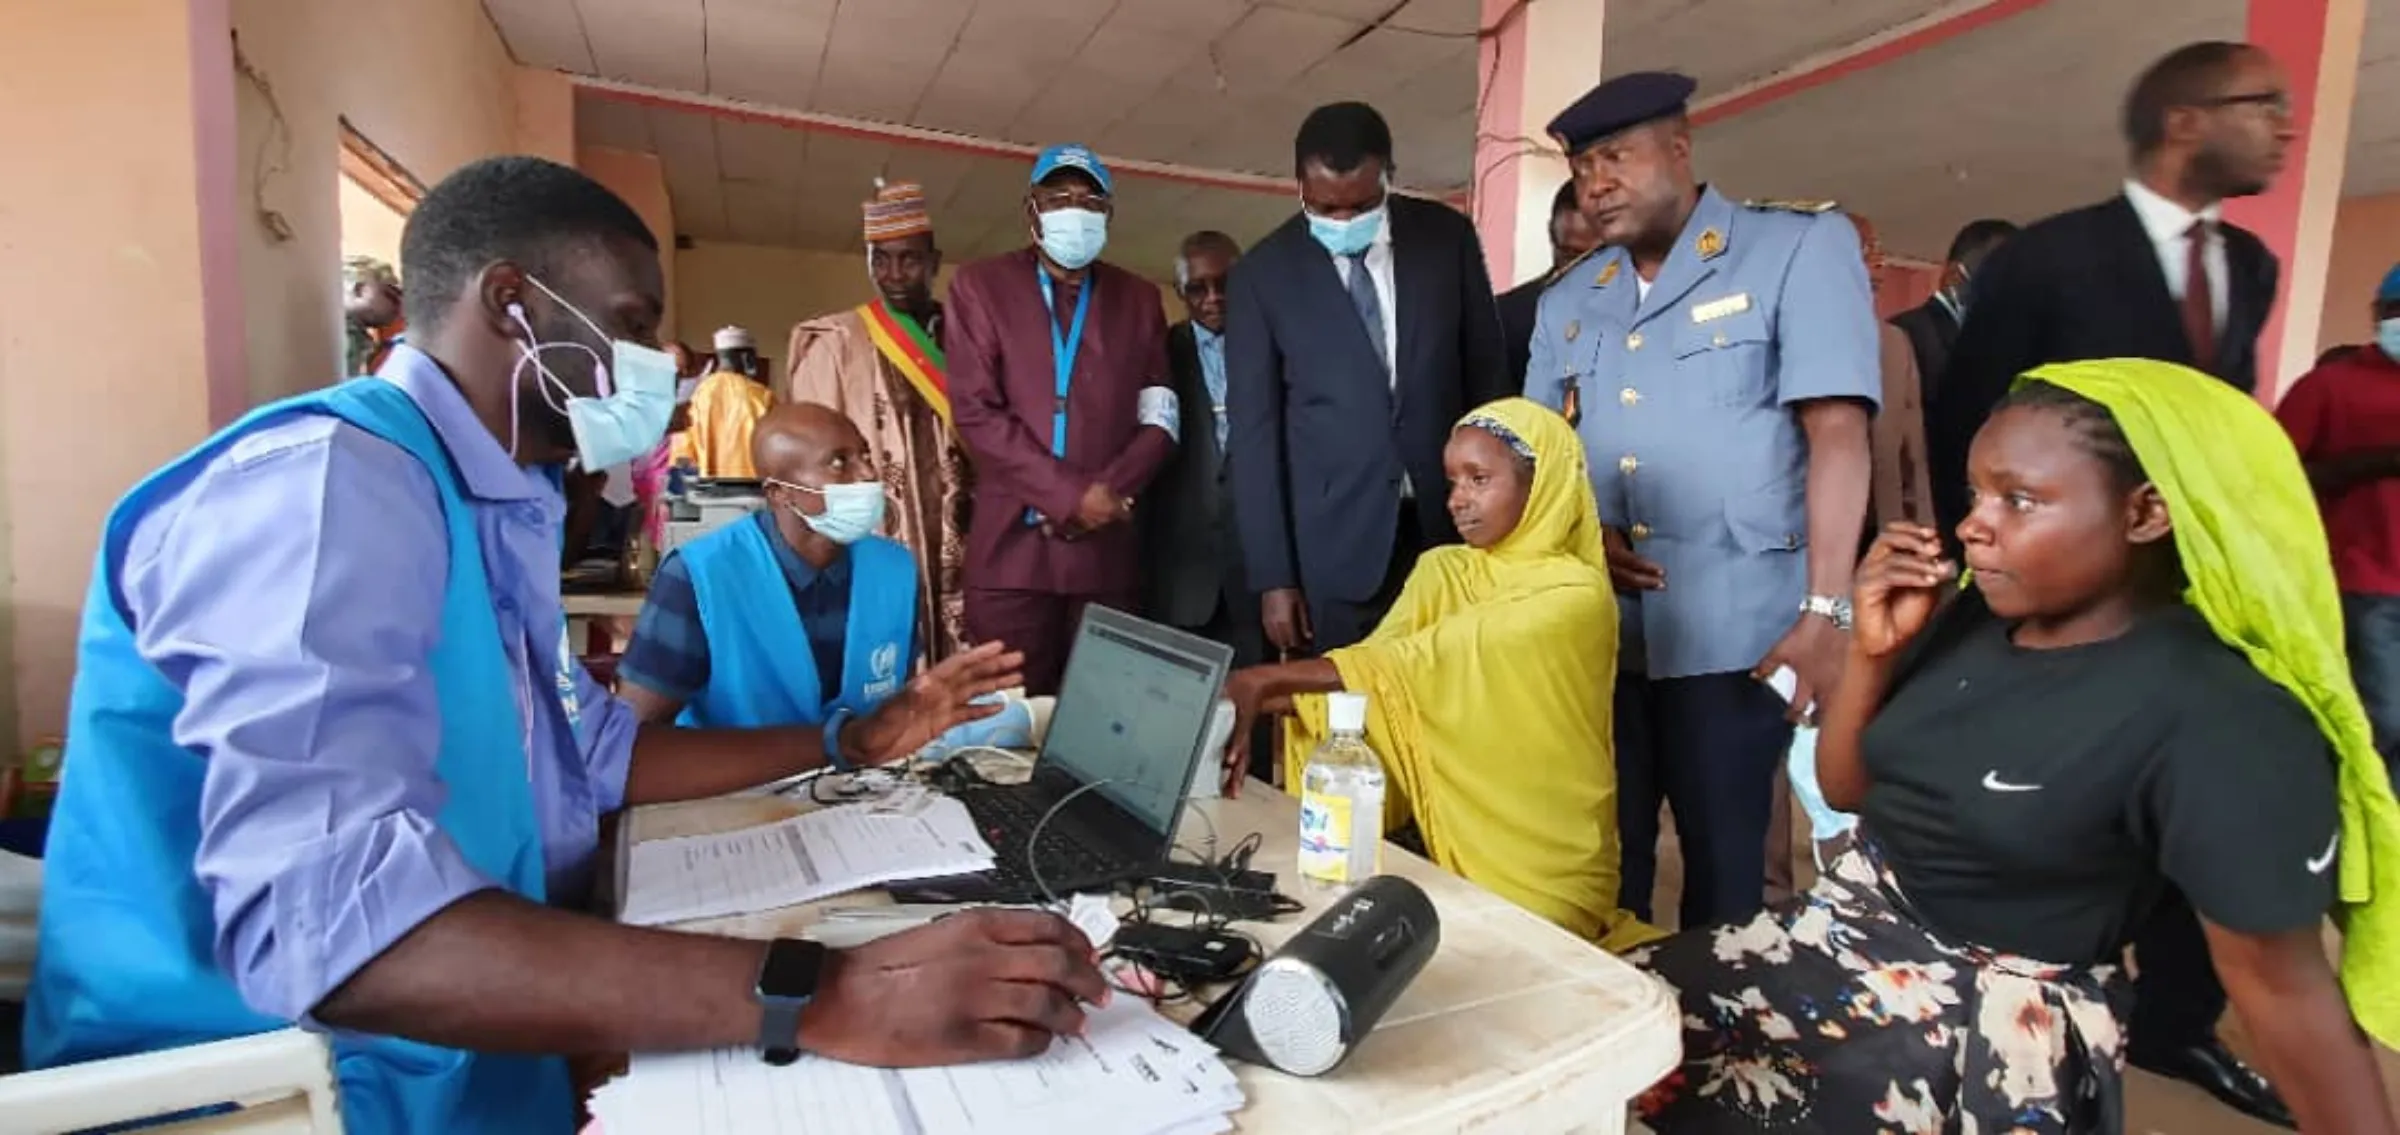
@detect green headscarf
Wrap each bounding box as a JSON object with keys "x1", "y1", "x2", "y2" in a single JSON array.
[{"x1": 2019, "y1": 358, "x2": 2400, "y2": 1048}]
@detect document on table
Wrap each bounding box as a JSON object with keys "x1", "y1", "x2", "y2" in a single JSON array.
[
  {"x1": 618, "y1": 797, "x2": 996, "y2": 926},
  {"x1": 586, "y1": 996, "x2": 1245, "y2": 1135}
]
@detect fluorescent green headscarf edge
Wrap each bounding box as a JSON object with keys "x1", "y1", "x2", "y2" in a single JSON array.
[{"x1": 2020, "y1": 358, "x2": 2400, "y2": 1048}]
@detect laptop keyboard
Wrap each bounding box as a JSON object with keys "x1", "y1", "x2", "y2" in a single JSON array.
[{"x1": 962, "y1": 788, "x2": 1136, "y2": 896}]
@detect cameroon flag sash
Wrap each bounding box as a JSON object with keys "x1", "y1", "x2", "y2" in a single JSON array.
[{"x1": 859, "y1": 301, "x2": 950, "y2": 430}]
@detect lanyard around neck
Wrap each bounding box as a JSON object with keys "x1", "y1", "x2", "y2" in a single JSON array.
[{"x1": 1037, "y1": 268, "x2": 1093, "y2": 458}]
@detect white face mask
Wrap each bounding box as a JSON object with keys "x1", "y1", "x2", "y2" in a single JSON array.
[
  {"x1": 769, "y1": 478, "x2": 887, "y2": 545},
  {"x1": 507, "y1": 275, "x2": 676, "y2": 471}
]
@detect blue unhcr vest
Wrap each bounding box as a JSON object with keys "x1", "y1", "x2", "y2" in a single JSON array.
[
  {"x1": 674, "y1": 520, "x2": 916, "y2": 730},
  {"x1": 26, "y1": 377, "x2": 571, "y2": 1133}
]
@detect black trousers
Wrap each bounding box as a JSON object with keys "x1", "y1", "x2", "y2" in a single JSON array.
[
  {"x1": 1616, "y1": 671, "x2": 1795, "y2": 929},
  {"x1": 1307, "y1": 503, "x2": 1424, "y2": 653},
  {"x1": 2127, "y1": 889, "x2": 2226, "y2": 1054}
]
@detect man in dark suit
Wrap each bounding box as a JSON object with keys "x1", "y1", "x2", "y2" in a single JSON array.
[
  {"x1": 1924, "y1": 42, "x2": 2297, "y2": 1127},
  {"x1": 1227, "y1": 101, "x2": 1511, "y2": 655},
  {"x1": 1887, "y1": 217, "x2": 2017, "y2": 406},
  {"x1": 1497, "y1": 180, "x2": 1602, "y2": 387},
  {"x1": 1143, "y1": 230, "x2": 1258, "y2": 667}
]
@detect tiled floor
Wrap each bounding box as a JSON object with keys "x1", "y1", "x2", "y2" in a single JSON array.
[{"x1": 1643, "y1": 805, "x2": 2400, "y2": 1132}]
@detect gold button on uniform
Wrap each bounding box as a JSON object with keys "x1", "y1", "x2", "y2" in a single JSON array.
[
  {"x1": 1630, "y1": 522, "x2": 1652, "y2": 541},
  {"x1": 1618, "y1": 455, "x2": 1639, "y2": 475},
  {"x1": 1626, "y1": 331, "x2": 1645, "y2": 351},
  {"x1": 1619, "y1": 387, "x2": 1641, "y2": 406}
]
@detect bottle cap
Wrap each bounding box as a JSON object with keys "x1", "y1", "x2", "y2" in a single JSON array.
[{"x1": 1327, "y1": 692, "x2": 1368, "y2": 733}]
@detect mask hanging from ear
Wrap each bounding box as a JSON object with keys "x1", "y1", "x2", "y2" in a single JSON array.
[{"x1": 507, "y1": 276, "x2": 677, "y2": 470}]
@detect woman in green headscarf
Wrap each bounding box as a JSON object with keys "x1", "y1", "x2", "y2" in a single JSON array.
[{"x1": 1633, "y1": 360, "x2": 2400, "y2": 1133}]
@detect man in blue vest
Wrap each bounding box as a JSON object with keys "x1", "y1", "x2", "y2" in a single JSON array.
[
  {"x1": 620, "y1": 402, "x2": 921, "y2": 728},
  {"x1": 27, "y1": 156, "x2": 1107, "y2": 1134}
]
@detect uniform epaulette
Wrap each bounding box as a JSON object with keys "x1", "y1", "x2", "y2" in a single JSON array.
[
  {"x1": 1542, "y1": 245, "x2": 1603, "y2": 287},
  {"x1": 1742, "y1": 198, "x2": 1839, "y2": 214}
]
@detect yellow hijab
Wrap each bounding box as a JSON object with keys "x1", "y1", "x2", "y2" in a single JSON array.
[
  {"x1": 1284, "y1": 398, "x2": 1658, "y2": 949},
  {"x1": 2023, "y1": 359, "x2": 2400, "y2": 1048}
]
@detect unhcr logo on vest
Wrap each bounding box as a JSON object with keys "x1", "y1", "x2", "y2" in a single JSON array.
[{"x1": 865, "y1": 641, "x2": 902, "y2": 700}]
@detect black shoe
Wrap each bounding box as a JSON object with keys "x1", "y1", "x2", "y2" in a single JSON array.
[{"x1": 2129, "y1": 1039, "x2": 2295, "y2": 1129}]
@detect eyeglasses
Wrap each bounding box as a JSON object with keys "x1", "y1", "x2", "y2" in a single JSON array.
[
  {"x1": 2200, "y1": 90, "x2": 2292, "y2": 118},
  {"x1": 1181, "y1": 278, "x2": 1228, "y2": 298},
  {"x1": 1032, "y1": 188, "x2": 1110, "y2": 213}
]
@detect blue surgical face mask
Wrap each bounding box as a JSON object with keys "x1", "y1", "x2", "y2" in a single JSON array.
[
  {"x1": 1037, "y1": 207, "x2": 1109, "y2": 270},
  {"x1": 2380, "y1": 317, "x2": 2400, "y2": 363},
  {"x1": 1305, "y1": 186, "x2": 1388, "y2": 258},
  {"x1": 773, "y1": 478, "x2": 887, "y2": 545},
  {"x1": 509, "y1": 276, "x2": 676, "y2": 471}
]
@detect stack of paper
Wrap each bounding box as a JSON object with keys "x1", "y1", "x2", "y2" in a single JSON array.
[
  {"x1": 619, "y1": 796, "x2": 995, "y2": 926},
  {"x1": 588, "y1": 996, "x2": 1245, "y2": 1135}
]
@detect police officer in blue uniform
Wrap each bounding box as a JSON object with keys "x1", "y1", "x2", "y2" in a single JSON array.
[{"x1": 1526, "y1": 72, "x2": 1878, "y2": 930}]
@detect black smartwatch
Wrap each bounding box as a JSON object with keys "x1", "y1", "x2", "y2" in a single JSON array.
[{"x1": 753, "y1": 937, "x2": 827, "y2": 1065}]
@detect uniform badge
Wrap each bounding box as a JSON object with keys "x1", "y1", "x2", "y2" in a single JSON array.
[
  {"x1": 1565, "y1": 320, "x2": 1581, "y2": 343},
  {"x1": 1595, "y1": 260, "x2": 1619, "y2": 287},
  {"x1": 1690, "y1": 293, "x2": 1752, "y2": 323},
  {"x1": 1695, "y1": 227, "x2": 1726, "y2": 260}
]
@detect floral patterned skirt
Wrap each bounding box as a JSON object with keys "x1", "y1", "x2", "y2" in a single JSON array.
[{"x1": 1628, "y1": 834, "x2": 2131, "y2": 1134}]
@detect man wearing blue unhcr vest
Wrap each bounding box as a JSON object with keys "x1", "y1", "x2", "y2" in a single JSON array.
[
  {"x1": 1525, "y1": 73, "x2": 1877, "y2": 931},
  {"x1": 27, "y1": 157, "x2": 1109, "y2": 1133}
]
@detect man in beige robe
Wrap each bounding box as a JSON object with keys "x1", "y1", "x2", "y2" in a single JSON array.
[{"x1": 787, "y1": 181, "x2": 972, "y2": 664}]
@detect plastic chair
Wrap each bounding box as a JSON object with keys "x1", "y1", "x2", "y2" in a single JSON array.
[{"x1": 0, "y1": 1029, "x2": 344, "y2": 1134}]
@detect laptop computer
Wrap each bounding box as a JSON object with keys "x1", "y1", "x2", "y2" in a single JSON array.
[{"x1": 891, "y1": 605, "x2": 1234, "y2": 904}]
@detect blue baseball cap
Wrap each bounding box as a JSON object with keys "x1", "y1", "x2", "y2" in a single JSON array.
[
  {"x1": 1030, "y1": 143, "x2": 1113, "y2": 196},
  {"x1": 2380, "y1": 262, "x2": 2400, "y2": 303}
]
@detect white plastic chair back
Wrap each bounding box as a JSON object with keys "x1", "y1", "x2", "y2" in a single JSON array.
[
  {"x1": 0, "y1": 1029, "x2": 343, "y2": 1134},
  {"x1": 0, "y1": 848, "x2": 39, "y2": 1001}
]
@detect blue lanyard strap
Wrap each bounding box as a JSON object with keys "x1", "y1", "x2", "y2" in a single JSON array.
[{"x1": 1037, "y1": 268, "x2": 1093, "y2": 459}]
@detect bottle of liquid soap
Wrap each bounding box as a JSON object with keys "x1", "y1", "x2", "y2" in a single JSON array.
[{"x1": 1296, "y1": 692, "x2": 1385, "y2": 893}]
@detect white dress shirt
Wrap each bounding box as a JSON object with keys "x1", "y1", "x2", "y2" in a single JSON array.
[
  {"x1": 1328, "y1": 214, "x2": 1400, "y2": 386},
  {"x1": 2122, "y1": 178, "x2": 2228, "y2": 326}
]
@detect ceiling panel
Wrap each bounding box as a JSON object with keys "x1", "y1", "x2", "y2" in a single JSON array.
[
  {"x1": 575, "y1": 91, "x2": 654, "y2": 149},
  {"x1": 700, "y1": 0, "x2": 833, "y2": 106},
  {"x1": 1210, "y1": 5, "x2": 1365, "y2": 90},
  {"x1": 577, "y1": 0, "x2": 709, "y2": 92},
  {"x1": 914, "y1": 54, "x2": 1052, "y2": 138},
  {"x1": 1105, "y1": 0, "x2": 1252, "y2": 40},
  {"x1": 2346, "y1": 0, "x2": 2400, "y2": 195},
  {"x1": 483, "y1": 0, "x2": 595, "y2": 71},
  {"x1": 1602, "y1": 0, "x2": 1958, "y2": 92}
]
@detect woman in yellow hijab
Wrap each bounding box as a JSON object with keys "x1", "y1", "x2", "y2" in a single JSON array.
[
  {"x1": 1633, "y1": 360, "x2": 2400, "y2": 1134},
  {"x1": 1218, "y1": 398, "x2": 1652, "y2": 950}
]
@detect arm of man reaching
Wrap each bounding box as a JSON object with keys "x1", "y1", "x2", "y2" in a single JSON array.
[{"x1": 130, "y1": 424, "x2": 1079, "y2": 1065}]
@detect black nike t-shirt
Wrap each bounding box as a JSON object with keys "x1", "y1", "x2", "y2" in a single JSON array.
[{"x1": 1858, "y1": 594, "x2": 2340, "y2": 964}]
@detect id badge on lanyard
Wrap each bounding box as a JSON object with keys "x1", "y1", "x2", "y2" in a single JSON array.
[{"x1": 1027, "y1": 268, "x2": 1093, "y2": 526}]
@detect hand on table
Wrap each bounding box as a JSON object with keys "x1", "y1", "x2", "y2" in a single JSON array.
[
  {"x1": 1259, "y1": 588, "x2": 1310, "y2": 654},
  {"x1": 847, "y1": 641, "x2": 1025, "y2": 765},
  {"x1": 796, "y1": 908, "x2": 1110, "y2": 1066},
  {"x1": 1220, "y1": 668, "x2": 1271, "y2": 799}
]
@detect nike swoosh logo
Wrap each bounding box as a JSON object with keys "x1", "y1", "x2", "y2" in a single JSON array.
[
  {"x1": 1981, "y1": 771, "x2": 2041, "y2": 793},
  {"x1": 2308, "y1": 832, "x2": 2339, "y2": 875}
]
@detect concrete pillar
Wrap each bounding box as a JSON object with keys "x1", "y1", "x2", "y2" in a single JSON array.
[
  {"x1": 0, "y1": 0, "x2": 244, "y2": 744},
  {"x1": 1471, "y1": 0, "x2": 1606, "y2": 289},
  {"x1": 2227, "y1": 0, "x2": 2368, "y2": 400}
]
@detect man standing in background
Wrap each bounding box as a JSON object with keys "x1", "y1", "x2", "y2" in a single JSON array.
[
  {"x1": 1498, "y1": 180, "x2": 1603, "y2": 386},
  {"x1": 343, "y1": 254, "x2": 405, "y2": 375},
  {"x1": 788, "y1": 180, "x2": 973, "y2": 664},
  {"x1": 1144, "y1": 231, "x2": 1256, "y2": 667},
  {"x1": 1527, "y1": 72, "x2": 1876, "y2": 932},
  {"x1": 1921, "y1": 41, "x2": 2296, "y2": 1126},
  {"x1": 1228, "y1": 101, "x2": 1511, "y2": 656},
  {"x1": 948, "y1": 145, "x2": 1178, "y2": 695},
  {"x1": 682, "y1": 325, "x2": 776, "y2": 478},
  {"x1": 1887, "y1": 218, "x2": 2016, "y2": 403}
]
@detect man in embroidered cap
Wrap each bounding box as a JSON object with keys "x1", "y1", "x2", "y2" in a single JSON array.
[
  {"x1": 787, "y1": 180, "x2": 972, "y2": 664},
  {"x1": 1522, "y1": 70, "x2": 1877, "y2": 933},
  {"x1": 343, "y1": 255, "x2": 405, "y2": 375},
  {"x1": 681, "y1": 324, "x2": 776, "y2": 477}
]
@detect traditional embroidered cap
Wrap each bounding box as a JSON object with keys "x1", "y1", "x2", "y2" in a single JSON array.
[
  {"x1": 863, "y1": 178, "x2": 932, "y2": 243},
  {"x1": 1547, "y1": 71, "x2": 1698, "y2": 155},
  {"x1": 2379, "y1": 262, "x2": 2400, "y2": 303},
  {"x1": 713, "y1": 325, "x2": 755, "y2": 352},
  {"x1": 1030, "y1": 143, "x2": 1113, "y2": 196},
  {"x1": 343, "y1": 254, "x2": 399, "y2": 290}
]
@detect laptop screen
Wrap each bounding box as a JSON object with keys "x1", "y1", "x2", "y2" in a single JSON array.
[{"x1": 1040, "y1": 606, "x2": 1233, "y2": 837}]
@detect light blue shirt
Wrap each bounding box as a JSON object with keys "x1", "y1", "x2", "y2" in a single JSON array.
[
  {"x1": 1525, "y1": 187, "x2": 1879, "y2": 679},
  {"x1": 1195, "y1": 323, "x2": 1229, "y2": 452},
  {"x1": 117, "y1": 344, "x2": 638, "y2": 1023}
]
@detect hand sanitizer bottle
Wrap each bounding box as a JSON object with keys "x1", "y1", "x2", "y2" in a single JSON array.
[{"x1": 1297, "y1": 692, "x2": 1385, "y2": 894}]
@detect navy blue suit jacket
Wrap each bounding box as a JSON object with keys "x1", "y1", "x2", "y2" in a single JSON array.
[{"x1": 1225, "y1": 195, "x2": 1509, "y2": 604}]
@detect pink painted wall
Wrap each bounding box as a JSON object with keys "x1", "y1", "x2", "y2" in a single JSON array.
[{"x1": 2320, "y1": 191, "x2": 2400, "y2": 356}]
